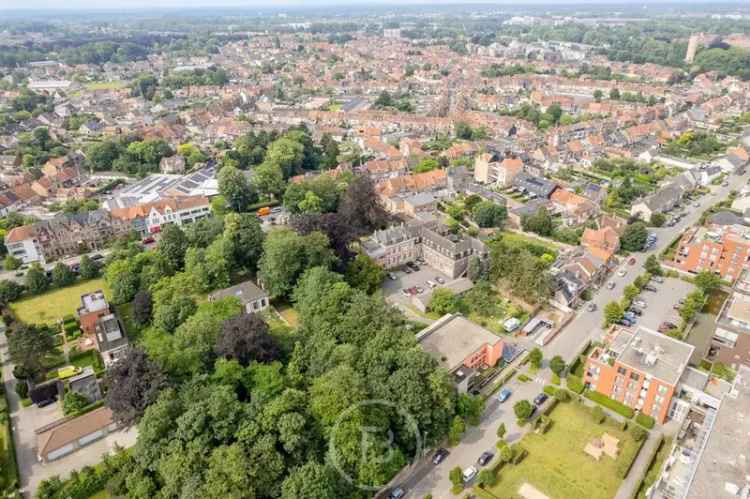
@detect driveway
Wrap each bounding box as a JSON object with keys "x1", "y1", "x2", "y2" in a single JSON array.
[
  {"x1": 544, "y1": 170, "x2": 750, "y2": 362},
  {"x1": 0, "y1": 326, "x2": 137, "y2": 497},
  {"x1": 402, "y1": 367, "x2": 550, "y2": 499}
]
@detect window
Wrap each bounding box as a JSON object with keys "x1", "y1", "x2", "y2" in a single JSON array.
[
  {"x1": 630, "y1": 372, "x2": 640, "y2": 381},
  {"x1": 617, "y1": 366, "x2": 627, "y2": 375}
]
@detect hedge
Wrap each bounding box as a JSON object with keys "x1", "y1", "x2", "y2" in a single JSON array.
[
  {"x1": 585, "y1": 391, "x2": 635, "y2": 419},
  {"x1": 566, "y1": 374, "x2": 585, "y2": 394},
  {"x1": 543, "y1": 385, "x2": 557, "y2": 396},
  {"x1": 635, "y1": 413, "x2": 655, "y2": 429},
  {"x1": 617, "y1": 438, "x2": 646, "y2": 478}
]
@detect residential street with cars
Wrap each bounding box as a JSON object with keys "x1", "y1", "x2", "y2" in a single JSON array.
[{"x1": 398, "y1": 171, "x2": 749, "y2": 499}]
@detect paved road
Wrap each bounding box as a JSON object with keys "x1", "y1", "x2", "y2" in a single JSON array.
[
  {"x1": 543, "y1": 171, "x2": 750, "y2": 363},
  {"x1": 403, "y1": 366, "x2": 550, "y2": 499}
]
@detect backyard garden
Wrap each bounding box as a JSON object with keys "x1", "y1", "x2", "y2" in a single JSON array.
[
  {"x1": 10, "y1": 278, "x2": 110, "y2": 326},
  {"x1": 478, "y1": 401, "x2": 644, "y2": 499}
]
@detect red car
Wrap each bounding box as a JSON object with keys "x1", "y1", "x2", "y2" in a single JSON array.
[{"x1": 628, "y1": 257, "x2": 636, "y2": 265}]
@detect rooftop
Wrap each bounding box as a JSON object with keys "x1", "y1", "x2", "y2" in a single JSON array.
[
  {"x1": 208, "y1": 280, "x2": 267, "y2": 305},
  {"x1": 616, "y1": 327, "x2": 694, "y2": 386},
  {"x1": 688, "y1": 365, "x2": 750, "y2": 499},
  {"x1": 416, "y1": 314, "x2": 501, "y2": 371},
  {"x1": 79, "y1": 291, "x2": 108, "y2": 315}
]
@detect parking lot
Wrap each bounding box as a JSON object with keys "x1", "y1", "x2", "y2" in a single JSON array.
[
  {"x1": 381, "y1": 263, "x2": 453, "y2": 308},
  {"x1": 629, "y1": 276, "x2": 694, "y2": 332}
]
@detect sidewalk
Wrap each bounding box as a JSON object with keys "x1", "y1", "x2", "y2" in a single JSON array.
[{"x1": 614, "y1": 429, "x2": 662, "y2": 499}]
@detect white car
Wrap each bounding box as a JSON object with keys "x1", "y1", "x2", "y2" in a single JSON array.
[
  {"x1": 426, "y1": 280, "x2": 437, "y2": 289},
  {"x1": 462, "y1": 466, "x2": 478, "y2": 483},
  {"x1": 617, "y1": 269, "x2": 627, "y2": 277}
]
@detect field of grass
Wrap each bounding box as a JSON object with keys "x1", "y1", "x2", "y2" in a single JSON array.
[
  {"x1": 482, "y1": 402, "x2": 640, "y2": 499},
  {"x1": 85, "y1": 80, "x2": 127, "y2": 91},
  {"x1": 11, "y1": 279, "x2": 110, "y2": 325},
  {"x1": 501, "y1": 231, "x2": 560, "y2": 256}
]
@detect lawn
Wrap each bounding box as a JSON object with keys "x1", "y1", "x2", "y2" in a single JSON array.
[
  {"x1": 481, "y1": 402, "x2": 640, "y2": 499},
  {"x1": 0, "y1": 421, "x2": 18, "y2": 493},
  {"x1": 85, "y1": 80, "x2": 127, "y2": 91},
  {"x1": 500, "y1": 231, "x2": 560, "y2": 257},
  {"x1": 10, "y1": 279, "x2": 110, "y2": 325}
]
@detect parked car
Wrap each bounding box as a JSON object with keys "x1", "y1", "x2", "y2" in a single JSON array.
[
  {"x1": 633, "y1": 300, "x2": 647, "y2": 308},
  {"x1": 407, "y1": 262, "x2": 420, "y2": 271},
  {"x1": 627, "y1": 307, "x2": 643, "y2": 316},
  {"x1": 658, "y1": 321, "x2": 678, "y2": 333},
  {"x1": 388, "y1": 273, "x2": 398, "y2": 281},
  {"x1": 498, "y1": 388, "x2": 512, "y2": 403},
  {"x1": 435, "y1": 276, "x2": 445, "y2": 284},
  {"x1": 617, "y1": 318, "x2": 633, "y2": 327},
  {"x1": 533, "y1": 393, "x2": 549, "y2": 406},
  {"x1": 617, "y1": 269, "x2": 627, "y2": 277},
  {"x1": 624, "y1": 311, "x2": 636, "y2": 321},
  {"x1": 388, "y1": 487, "x2": 406, "y2": 499},
  {"x1": 426, "y1": 280, "x2": 437, "y2": 289},
  {"x1": 607, "y1": 282, "x2": 616, "y2": 290},
  {"x1": 587, "y1": 302, "x2": 597, "y2": 312},
  {"x1": 478, "y1": 451, "x2": 494, "y2": 466},
  {"x1": 652, "y1": 276, "x2": 664, "y2": 283},
  {"x1": 643, "y1": 284, "x2": 658, "y2": 292},
  {"x1": 693, "y1": 202, "x2": 701, "y2": 208},
  {"x1": 404, "y1": 267, "x2": 413, "y2": 274},
  {"x1": 416, "y1": 287, "x2": 425, "y2": 294},
  {"x1": 462, "y1": 466, "x2": 478, "y2": 483},
  {"x1": 628, "y1": 257, "x2": 636, "y2": 265},
  {"x1": 432, "y1": 448, "x2": 449, "y2": 465}
]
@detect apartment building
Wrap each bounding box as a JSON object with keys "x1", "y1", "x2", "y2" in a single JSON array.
[
  {"x1": 583, "y1": 327, "x2": 694, "y2": 423},
  {"x1": 473, "y1": 152, "x2": 524, "y2": 187},
  {"x1": 4, "y1": 210, "x2": 129, "y2": 264},
  {"x1": 109, "y1": 195, "x2": 211, "y2": 236},
  {"x1": 672, "y1": 226, "x2": 750, "y2": 283},
  {"x1": 417, "y1": 314, "x2": 513, "y2": 393},
  {"x1": 362, "y1": 218, "x2": 487, "y2": 278}
]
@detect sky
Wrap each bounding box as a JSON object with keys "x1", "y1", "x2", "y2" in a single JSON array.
[{"x1": 0, "y1": 0, "x2": 744, "y2": 10}]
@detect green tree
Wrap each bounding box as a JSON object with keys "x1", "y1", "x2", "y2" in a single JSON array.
[
  {"x1": 429, "y1": 288, "x2": 461, "y2": 315},
  {"x1": 593, "y1": 89, "x2": 603, "y2": 102},
  {"x1": 105, "y1": 258, "x2": 139, "y2": 304},
  {"x1": 448, "y1": 416, "x2": 466, "y2": 446},
  {"x1": 496, "y1": 422, "x2": 506, "y2": 439},
  {"x1": 7, "y1": 324, "x2": 55, "y2": 378},
  {"x1": 644, "y1": 254, "x2": 662, "y2": 276},
  {"x1": 222, "y1": 212, "x2": 264, "y2": 271},
  {"x1": 621, "y1": 222, "x2": 648, "y2": 251},
  {"x1": 610, "y1": 88, "x2": 621, "y2": 100},
  {"x1": 449, "y1": 466, "x2": 463, "y2": 486},
  {"x1": 265, "y1": 137, "x2": 305, "y2": 178},
  {"x1": 281, "y1": 462, "x2": 339, "y2": 499},
  {"x1": 649, "y1": 212, "x2": 666, "y2": 227},
  {"x1": 604, "y1": 301, "x2": 624, "y2": 326},
  {"x1": 477, "y1": 469, "x2": 497, "y2": 487},
  {"x1": 623, "y1": 283, "x2": 640, "y2": 302},
  {"x1": 472, "y1": 201, "x2": 507, "y2": 228},
  {"x1": 694, "y1": 270, "x2": 722, "y2": 294},
  {"x1": 549, "y1": 355, "x2": 566, "y2": 376},
  {"x1": 345, "y1": 254, "x2": 386, "y2": 294},
  {"x1": 0, "y1": 280, "x2": 24, "y2": 304},
  {"x1": 51, "y1": 262, "x2": 76, "y2": 288},
  {"x1": 252, "y1": 162, "x2": 286, "y2": 199},
  {"x1": 24, "y1": 262, "x2": 48, "y2": 295},
  {"x1": 79, "y1": 254, "x2": 100, "y2": 279},
  {"x1": 218, "y1": 164, "x2": 257, "y2": 212},
  {"x1": 298, "y1": 191, "x2": 323, "y2": 214},
  {"x1": 158, "y1": 224, "x2": 188, "y2": 269},
  {"x1": 3, "y1": 255, "x2": 20, "y2": 271},
  {"x1": 258, "y1": 229, "x2": 337, "y2": 299},
  {"x1": 457, "y1": 393, "x2": 485, "y2": 426},
  {"x1": 414, "y1": 158, "x2": 440, "y2": 173},
  {"x1": 528, "y1": 347, "x2": 543, "y2": 369},
  {"x1": 521, "y1": 207, "x2": 554, "y2": 237},
  {"x1": 513, "y1": 400, "x2": 534, "y2": 420}
]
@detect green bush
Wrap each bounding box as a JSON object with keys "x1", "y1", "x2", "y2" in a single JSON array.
[
  {"x1": 511, "y1": 445, "x2": 527, "y2": 464},
  {"x1": 630, "y1": 424, "x2": 648, "y2": 442},
  {"x1": 566, "y1": 374, "x2": 584, "y2": 394},
  {"x1": 543, "y1": 385, "x2": 557, "y2": 396},
  {"x1": 553, "y1": 389, "x2": 571, "y2": 402},
  {"x1": 518, "y1": 374, "x2": 531, "y2": 382},
  {"x1": 635, "y1": 413, "x2": 655, "y2": 429},
  {"x1": 585, "y1": 391, "x2": 635, "y2": 419},
  {"x1": 14, "y1": 382, "x2": 27, "y2": 399}
]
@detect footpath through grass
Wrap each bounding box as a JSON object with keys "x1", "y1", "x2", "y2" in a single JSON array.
[
  {"x1": 483, "y1": 402, "x2": 640, "y2": 499},
  {"x1": 10, "y1": 278, "x2": 110, "y2": 325}
]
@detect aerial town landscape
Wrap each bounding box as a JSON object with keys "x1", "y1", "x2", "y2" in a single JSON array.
[{"x1": 0, "y1": 1, "x2": 749, "y2": 498}]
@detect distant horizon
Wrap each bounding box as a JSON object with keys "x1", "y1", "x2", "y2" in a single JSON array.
[{"x1": 1, "y1": 0, "x2": 749, "y2": 12}]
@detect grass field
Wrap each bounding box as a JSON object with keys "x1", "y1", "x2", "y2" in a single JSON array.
[
  {"x1": 85, "y1": 80, "x2": 127, "y2": 91},
  {"x1": 11, "y1": 279, "x2": 110, "y2": 325},
  {"x1": 483, "y1": 402, "x2": 640, "y2": 499}
]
